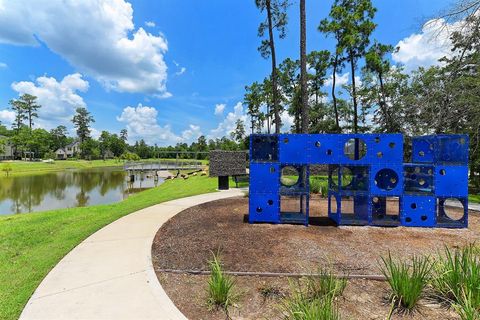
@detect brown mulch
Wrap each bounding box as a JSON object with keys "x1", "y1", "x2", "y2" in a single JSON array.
[{"x1": 152, "y1": 196, "x2": 480, "y2": 320}]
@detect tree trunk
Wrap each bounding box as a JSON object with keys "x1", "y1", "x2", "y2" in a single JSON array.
[
  {"x1": 332, "y1": 55, "x2": 340, "y2": 132},
  {"x1": 349, "y1": 50, "x2": 358, "y2": 133},
  {"x1": 266, "y1": 0, "x2": 281, "y2": 134},
  {"x1": 300, "y1": 0, "x2": 308, "y2": 134},
  {"x1": 378, "y1": 71, "x2": 390, "y2": 132}
]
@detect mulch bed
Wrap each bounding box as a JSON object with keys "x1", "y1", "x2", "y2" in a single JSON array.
[{"x1": 152, "y1": 196, "x2": 480, "y2": 319}]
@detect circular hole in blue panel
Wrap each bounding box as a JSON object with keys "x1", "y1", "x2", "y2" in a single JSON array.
[
  {"x1": 411, "y1": 203, "x2": 417, "y2": 209},
  {"x1": 374, "y1": 169, "x2": 399, "y2": 191},
  {"x1": 440, "y1": 169, "x2": 446, "y2": 176},
  {"x1": 267, "y1": 199, "x2": 273, "y2": 206},
  {"x1": 344, "y1": 138, "x2": 367, "y2": 160},
  {"x1": 406, "y1": 217, "x2": 412, "y2": 222},
  {"x1": 315, "y1": 141, "x2": 321, "y2": 148},
  {"x1": 389, "y1": 142, "x2": 395, "y2": 148},
  {"x1": 326, "y1": 149, "x2": 332, "y2": 155},
  {"x1": 256, "y1": 207, "x2": 262, "y2": 213},
  {"x1": 421, "y1": 215, "x2": 427, "y2": 221}
]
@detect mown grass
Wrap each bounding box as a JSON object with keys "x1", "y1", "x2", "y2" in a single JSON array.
[
  {"x1": 0, "y1": 175, "x2": 224, "y2": 320},
  {"x1": 0, "y1": 158, "x2": 208, "y2": 177}
]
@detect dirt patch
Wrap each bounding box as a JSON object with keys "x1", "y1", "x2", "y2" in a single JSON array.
[{"x1": 152, "y1": 196, "x2": 480, "y2": 319}]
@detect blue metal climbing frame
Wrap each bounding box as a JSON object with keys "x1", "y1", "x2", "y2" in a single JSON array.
[{"x1": 249, "y1": 133, "x2": 469, "y2": 228}]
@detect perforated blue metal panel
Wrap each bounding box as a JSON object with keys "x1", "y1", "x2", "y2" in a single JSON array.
[
  {"x1": 249, "y1": 163, "x2": 280, "y2": 193},
  {"x1": 308, "y1": 134, "x2": 342, "y2": 163},
  {"x1": 249, "y1": 192, "x2": 280, "y2": 223},
  {"x1": 369, "y1": 134, "x2": 404, "y2": 164},
  {"x1": 279, "y1": 134, "x2": 309, "y2": 164},
  {"x1": 412, "y1": 137, "x2": 435, "y2": 163},
  {"x1": 404, "y1": 164, "x2": 435, "y2": 195},
  {"x1": 401, "y1": 195, "x2": 436, "y2": 227},
  {"x1": 370, "y1": 165, "x2": 404, "y2": 195},
  {"x1": 437, "y1": 197, "x2": 468, "y2": 228},
  {"x1": 435, "y1": 165, "x2": 468, "y2": 197},
  {"x1": 250, "y1": 134, "x2": 278, "y2": 162}
]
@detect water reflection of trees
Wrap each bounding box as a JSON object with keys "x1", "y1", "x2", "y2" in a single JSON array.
[{"x1": 0, "y1": 169, "x2": 126, "y2": 214}]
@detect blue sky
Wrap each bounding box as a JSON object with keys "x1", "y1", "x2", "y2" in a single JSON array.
[{"x1": 0, "y1": 0, "x2": 456, "y2": 145}]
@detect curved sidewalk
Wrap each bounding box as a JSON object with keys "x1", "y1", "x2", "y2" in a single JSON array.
[{"x1": 20, "y1": 189, "x2": 244, "y2": 320}]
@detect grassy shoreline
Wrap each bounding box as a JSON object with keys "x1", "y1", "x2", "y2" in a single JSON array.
[
  {"x1": 0, "y1": 158, "x2": 208, "y2": 177},
  {"x1": 0, "y1": 175, "x2": 223, "y2": 320}
]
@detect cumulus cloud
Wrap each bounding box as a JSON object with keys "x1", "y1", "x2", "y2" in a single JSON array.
[
  {"x1": 0, "y1": 110, "x2": 15, "y2": 125},
  {"x1": 117, "y1": 104, "x2": 200, "y2": 145},
  {"x1": 0, "y1": 0, "x2": 170, "y2": 96},
  {"x1": 325, "y1": 72, "x2": 350, "y2": 87},
  {"x1": 209, "y1": 102, "x2": 247, "y2": 139},
  {"x1": 10, "y1": 73, "x2": 89, "y2": 129},
  {"x1": 214, "y1": 103, "x2": 226, "y2": 115},
  {"x1": 145, "y1": 21, "x2": 156, "y2": 27},
  {"x1": 393, "y1": 18, "x2": 460, "y2": 72},
  {"x1": 0, "y1": 62, "x2": 7, "y2": 68}
]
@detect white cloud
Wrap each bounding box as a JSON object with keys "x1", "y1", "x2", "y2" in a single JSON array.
[
  {"x1": 117, "y1": 104, "x2": 199, "y2": 145},
  {"x1": 0, "y1": 62, "x2": 7, "y2": 68},
  {"x1": 0, "y1": 0, "x2": 170, "y2": 96},
  {"x1": 175, "y1": 67, "x2": 186, "y2": 76},
  {"x1": 0, "y1": 110, "x2": 15, "y2": 125},
  {"x1": 209, "y1": 102, "x2": 247, "y2": 139},
  {"x1": 145, "y1": 21, "x2": 156, "y2": 27},
  {"x1": 181, "y1": 124, "x2": 202, "y2": 141},
  {"x1": 214, "y1": 103, "x2": 226, "y2": 115},
  {"x1": 11, "y1": 73, "x2": 89, "y2": 129},
  {"x1": 325, "y1": 72, "x2": 350, "y2": 87},
  {"x1": 393, "y1": 18, "x2": 461, "y2": 72}
]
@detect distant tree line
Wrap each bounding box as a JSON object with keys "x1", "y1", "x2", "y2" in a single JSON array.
[{"x1": 0, "y1": 95, "x2": 248, "y2": 161}]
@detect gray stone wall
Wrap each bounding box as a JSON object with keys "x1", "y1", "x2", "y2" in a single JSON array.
[{"x1": 209, "y1": 150, "x2": 247, "y2": 177}]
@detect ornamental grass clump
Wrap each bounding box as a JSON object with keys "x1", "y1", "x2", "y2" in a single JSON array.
[
  {"x1": 305, "y1": 267, "x2": 347, "y2": 300},
  {"x1": 206, "y1": 253, "x2": 238, "y2": 311},
  {"x1": 280, "y1": 268, "x2": 345, "y2": 320},
  {"x1": 380, "y1": 252, "x2": 431, "y2": 312},
  {"x1": 431, "y1": 245, "x2": 480, "y2": 317}
]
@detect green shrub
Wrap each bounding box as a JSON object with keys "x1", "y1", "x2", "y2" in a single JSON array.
[
  {"x1": 431, "y1": 245, "x2": 480, "y2": 310},
  {"x1": 1, "y1": 163, "x2": 12, "y2": 177},
  {"x1": 206, "y1": 253, "x2": 238, "y2": 311},
  {"x1": 310, "y1": 178, "x2": 322, "y2": 194},
  {"x1": 380, "y1": 252, "x2": 431, "y2": 311}
]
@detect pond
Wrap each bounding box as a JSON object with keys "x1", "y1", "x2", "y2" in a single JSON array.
[{"x1": 0, "y1": 167, "x2": 164, "y2": 215}]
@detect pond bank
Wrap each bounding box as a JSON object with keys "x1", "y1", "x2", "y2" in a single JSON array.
[{"x1": 0, "y1": 175, "x2": 232, "y2": 320}]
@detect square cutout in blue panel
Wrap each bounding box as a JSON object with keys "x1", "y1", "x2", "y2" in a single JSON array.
[
  {"x1": 279, "y1": 134, "x2": 309, "y2": 164},
  {"x1": 437, "y1": 197, "x2": 468, "y2": 228},
  {"x1": 435, "y1": 165, "x2": 468, "y2": 197},
  {"x1": 371, "y1": 196, "x2": 400, "y2": 226},
  {"x1": 249, "y1": 163, "x2": 280, "y2": 193},
  {"x1": 370, "y1": 165, "x2": 403, "y2": 195},
  {"x1": 401, "y1": 195, "x2": 436, "y2": 227},
  {"x1": 329, "y1": 165, "x2": 369, "y2": 194},
  {"x1": 308, "y1": 134, "x2": 342, "y2": 164},
  {"x1": 249, "y1": 193, "x2": 280, "y2": 223}
]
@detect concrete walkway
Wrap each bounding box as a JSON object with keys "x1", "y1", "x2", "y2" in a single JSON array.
[{"x1": 20, "y1": 189, "x2": 244, "y2": 320}]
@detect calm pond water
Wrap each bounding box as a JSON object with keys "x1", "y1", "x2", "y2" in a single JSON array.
[{"x1": 0, "y1": 167, "x2": 164, "y2": 215}]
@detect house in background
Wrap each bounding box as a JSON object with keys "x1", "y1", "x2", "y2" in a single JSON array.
[
  {"x1": 0, "y1": 135, "x2": 14, "y2": 160},
  {"x1": 55, "y1": 141, "x2": 81, "y2": 159}
]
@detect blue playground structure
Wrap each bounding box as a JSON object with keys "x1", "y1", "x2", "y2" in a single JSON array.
[{"x1": 248, "y1": 134, "x2": 469, "y2": 228}]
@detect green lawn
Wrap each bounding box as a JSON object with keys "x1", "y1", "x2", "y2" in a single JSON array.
[
  {"x1": 0, "y1": 158, "x2": 208, "y2": 177},
  {"x1": 469, "y1": 194, "x2": 480, "y2": 204},
  {"x1": 0, "y1": 175, "x2": 223, "y2": 320}
]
